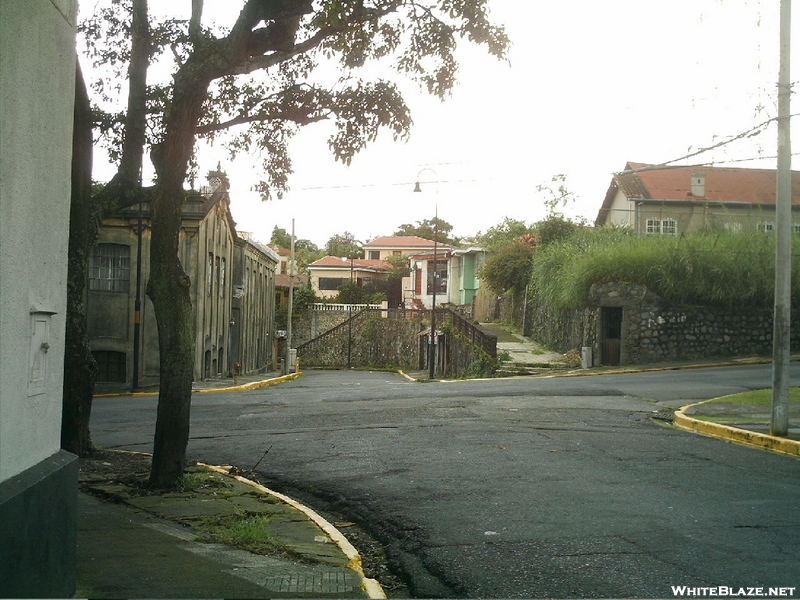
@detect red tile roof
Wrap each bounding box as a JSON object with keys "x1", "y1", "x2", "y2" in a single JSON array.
[
  {"x1": 268, "y1": 244, "x2": 291, "y2": 256},
  {"x1": 309, "y1": 256, "x2": 393, "y2": 271},
  {"x1": 275, "y1": 273, "x2": 309, "y2": 289},
  {"x1": 365, "y1": 235, "x2": 441, "y2": 248},
  {"x1": 597, "y1": 161, "x2": 800, "y2": 223},
  {"x1": 620, "y1": 162, "x2": 800, "y2": 204}
]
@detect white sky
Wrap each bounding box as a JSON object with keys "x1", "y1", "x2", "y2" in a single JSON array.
[{"x1": 87, "y1": 1, "x2": 798, "y2": 248}]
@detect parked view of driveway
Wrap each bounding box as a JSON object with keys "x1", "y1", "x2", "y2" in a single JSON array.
[{"x1": 91, "y1": 365, "x2": 800, "y2": 598}]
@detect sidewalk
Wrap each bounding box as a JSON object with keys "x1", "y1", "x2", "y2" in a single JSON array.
[{"x1": 78, "y1": 449, "x2": 385, "y2": 599}]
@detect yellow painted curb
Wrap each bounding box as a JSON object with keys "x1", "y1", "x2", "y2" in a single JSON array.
[
  {"x1": 674, "y1": 400, "x2": 800, "y2": 458},
  {"x1": 194, "y1": 371, "x2": 302, "y2": 393},
  {"x1": 94, "y1": 372, "x2": 302, "y2": 398},
  {"x1": 397, "y1": 370, "x2": 416, "y2": 382},
  {"x1": 201, "y1": 464, "x2": 386, "y2": 599}
]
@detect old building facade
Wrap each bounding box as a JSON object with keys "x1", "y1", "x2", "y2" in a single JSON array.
[{"x1": 88, "y1": 171, "x2": 278, "y2": 390}]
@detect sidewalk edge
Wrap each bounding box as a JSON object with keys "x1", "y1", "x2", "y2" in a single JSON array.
[
  {"x1": 194, "y1": 371, "x2": 302, "y2": 393},
  {"x1": 674, "y1": 401, "x2": 800, "y2": 457},
  {"x1": 200, "y1": 463, "x2": 387, "y2": 599}
]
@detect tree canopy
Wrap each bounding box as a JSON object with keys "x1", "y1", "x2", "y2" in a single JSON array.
[
  {"x1": 74, "y1": 0, "x2": 508, "y2": 487},
  {"x1": 394, "y1": 217, "x2": 456, "y2": 244},
  {"x1": 325, "y1": 232, "x2": 364, "y2": 258}
]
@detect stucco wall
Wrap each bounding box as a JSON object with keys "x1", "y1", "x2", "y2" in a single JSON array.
[
  {"x1": 0, "y1": 1, "x2": 79, "y2": 596},
  {"x1": 0, "y1": 0, "x2": 77, "y2": 481}
]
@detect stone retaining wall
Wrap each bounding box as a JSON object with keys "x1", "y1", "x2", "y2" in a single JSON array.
[{"x1": 529, "y1": 281, "x2": 800, "y2": 366}]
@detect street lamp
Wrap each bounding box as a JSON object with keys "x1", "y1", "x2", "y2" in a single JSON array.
[{"x1": 414, "y1": 168, "x2": 439, "y2": 379}]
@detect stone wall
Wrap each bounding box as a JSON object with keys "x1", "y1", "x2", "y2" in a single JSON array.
[
  {"x1": 297, "y1": 311, "x2": 423, "y2": 370},
  {"x1": 292, "y1": 309, "x2": 352, "y2": 348},
  {"x1": 297, "y1": 308, "x2": 497, "y2": 377},
  {"x1": 529, "y1": 281, "x2": 800, "y2": 366}
]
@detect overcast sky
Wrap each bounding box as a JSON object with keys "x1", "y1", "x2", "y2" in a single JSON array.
[{"x1": 87, "y1": 1, "x2": 798, "y2": 248}]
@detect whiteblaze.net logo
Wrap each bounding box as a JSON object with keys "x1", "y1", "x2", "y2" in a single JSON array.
[{"x1": 672, "y1": 587, "x2": 797, "y2": 598}]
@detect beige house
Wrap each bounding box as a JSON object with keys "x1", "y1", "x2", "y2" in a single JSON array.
[
  {"x1": 363, "y1": 235, "x2": 453, "y2": 308},
  {"x1": 596, "y1": 161, "x2": 800, "y2": 234},
  {"x1": 308, "y1": 256, "x2": 392, "y2": 299}
]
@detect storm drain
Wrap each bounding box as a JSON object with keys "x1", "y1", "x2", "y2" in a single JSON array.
[{"x1": 263, "y1": 572, "x2": 357, "y2": 593}]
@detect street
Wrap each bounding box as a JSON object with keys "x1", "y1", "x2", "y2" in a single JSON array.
[{"x1": 91, "y1": 365, "x2": 800, "y2": 598}]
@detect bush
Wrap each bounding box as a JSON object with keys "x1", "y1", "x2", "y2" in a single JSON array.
[{"x1": 531, "y1": 227, "x2": 798, "y2": 310}]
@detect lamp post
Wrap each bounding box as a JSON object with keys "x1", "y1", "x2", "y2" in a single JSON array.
[
  {"x1": 344, "y1": 237, "x2": 361, "y2": 369},
  {"x1": 414, "y1": 168, "x2": 439, "y2": 379}
]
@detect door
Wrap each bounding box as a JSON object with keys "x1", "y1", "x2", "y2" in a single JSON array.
[{"x1": 600, "y1": 307, "x2": 623, "y2": 366}]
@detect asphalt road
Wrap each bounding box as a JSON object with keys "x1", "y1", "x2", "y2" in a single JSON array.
[{"x1": 91, "y1": 365, "x2": 800, "y2": 598}]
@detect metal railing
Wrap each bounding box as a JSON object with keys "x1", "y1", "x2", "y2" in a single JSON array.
[{"x1": 310, "y1": 303, "x2": 382, "y2": 311}]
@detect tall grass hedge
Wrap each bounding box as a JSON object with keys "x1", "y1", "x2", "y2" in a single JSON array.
[{"x1": 531, "y1": 227, "x2": 800, "y2": 310}]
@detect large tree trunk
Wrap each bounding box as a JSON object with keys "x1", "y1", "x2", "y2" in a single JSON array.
[
  {"x1": 146, "y1": 74, "x2": 206, "y2": 488},
  {"x1": 147, "y1": 182, "x2": 196, "y2": 488},
  {"x1": 62, "y1": 62, "x2": 98, "y2": 457}
]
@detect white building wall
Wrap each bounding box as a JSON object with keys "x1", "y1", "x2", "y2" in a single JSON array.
[
  {"x1": 0, "y1": 0, "x2": 77, "y2": 481},
  {"x1": 605, "y1": 187, "x2": 635, "y2": 228}
]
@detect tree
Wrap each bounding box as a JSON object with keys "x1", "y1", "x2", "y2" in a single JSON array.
[
  {"x1": 394, "y1": 217, "x2": 456, "y2": 244},
  {"x1": 325, "y1": 232, "x2": 364, "y2": 259},
  {"x1": 537, "y1": 173, "x2": 577, "y2": 217},
  {"x1": 479, "y1": 217, "x2": 535, "y2": 252},
  {"x1": 269, "y1": 225, "x2": 293, "y2": 248},
  {"x1": 76, "y1": 0, "x2": 508, "y2": 487},
  {"x1": 479, "y1": 241, "x2": 535, "y2": 294}
]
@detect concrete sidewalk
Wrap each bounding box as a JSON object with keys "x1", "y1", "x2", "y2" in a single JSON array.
[{"x1": 77, "y1": 452, "x2": 385, "y2": 599}]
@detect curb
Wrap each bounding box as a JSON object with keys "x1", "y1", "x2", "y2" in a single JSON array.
[
  {"x1": 95, "y1": 372, "x2": 302, "y2": 398},
  {"x1": 201, "y1": 464, "x2": 386, "y2": 599},
  {"x1": 674, "y1": 400, "x2": 800, "y2": 458},
  {"x1": 195, "y1": 371, "x2": 302, "y2": 393}
]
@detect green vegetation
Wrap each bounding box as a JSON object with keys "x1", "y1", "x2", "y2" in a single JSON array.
[
  {"x1": 706, "y1": 387, "x2": 800, "y2": 406},
  {"x1": 531, "y1": 227, "x2": 800, "y2": 310},
  {"x1": 197, "y1": 512, "x2": 294, "y2": 557}
]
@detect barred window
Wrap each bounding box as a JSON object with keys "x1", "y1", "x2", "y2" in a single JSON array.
[
  {"x1": 89, "y1": 244, "x2": 130, "y2": 292},
  {"x1": 92, "y1": 350, "x2": 126, "y2": 383}
]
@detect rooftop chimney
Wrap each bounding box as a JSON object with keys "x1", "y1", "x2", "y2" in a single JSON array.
[{"x1": 691, "y1": 172, "x2": 706, "y2": 197}]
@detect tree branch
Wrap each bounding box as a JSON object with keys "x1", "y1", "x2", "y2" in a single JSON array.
[
  {"x1": 196, "y1": 108, "x2": 328, "y2": 134},
  {"x1": 189, "y1": 0, "x2": 203, "y2": 42},
  {"x1": 117, "y1": 0, "x2": 150, "y2": 183}
]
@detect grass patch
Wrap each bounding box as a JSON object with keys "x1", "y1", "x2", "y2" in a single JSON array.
[
  {"x1": 196, "y1": 512, "x2": 294, "y2": 556},
  {"x1": 175, "y1": 472, "x2": 209, "y2": 492},
  {"x1": 706, "y1": 387, "x2": 800, "y2": 406}
]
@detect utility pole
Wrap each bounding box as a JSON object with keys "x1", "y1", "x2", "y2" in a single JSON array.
[
  {"x1": 772, "y1": 0, "x2": 792, "y2": 437},
  {"x1": 285, "y1": 219, "x2": 295, "y2": 375}
]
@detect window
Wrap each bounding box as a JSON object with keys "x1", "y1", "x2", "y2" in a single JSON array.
[
  {"x1": 427, "y1": 260, "x2": 447, "y2": 295},
  {"x1": 89, "y1": 244, "x2": 130, "y2": 291},
  {"x1": 207, "y1": 253, "x2": 214, "y2": 295},
  {"x1": 723, "y1": 222, "x2": 742, "y2": 233},
  {"x1": 319, "y1": 277, "x2": 350, "y2": 291},
  {"x1": 757, "y1": 221, "x2": 775, "y2": 232},
  {"x1": 369, "y1": 250, "x2": 380, "y2": 260},
  {"x1": 92, "y1": 350, "x2": 126, "y2": 383},
  {"x1": 645, "y1": 218, "x2": 677, "y2": 235},
  {"x1": 220, "y1": 257, "x2": 226, "y2": 297}
]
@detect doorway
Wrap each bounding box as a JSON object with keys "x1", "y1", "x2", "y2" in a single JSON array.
[{"x1": 600, "y1": 307, "x2": 623, "y2": 366}]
